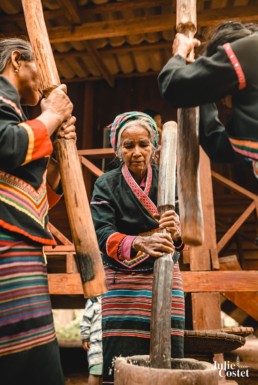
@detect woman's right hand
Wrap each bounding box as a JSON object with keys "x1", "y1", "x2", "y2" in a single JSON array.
[
  {"x1": 133, "y1": 233, "x2": 174, "y2": 257},
  {"x1": 38, "y1": 84, "x2": 74, "y2": 135},
  {"x1": 172, "y1": 33, "x2": 200, "y2": 62}
]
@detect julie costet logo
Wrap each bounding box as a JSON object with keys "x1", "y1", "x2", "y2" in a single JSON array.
[{"x1": 214, "y1": 356, "x2": 249, "y2": 379}]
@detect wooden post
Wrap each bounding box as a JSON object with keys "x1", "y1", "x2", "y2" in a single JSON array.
[
  {"x1": 21, "y1": 0, "x2": 107, "y2": 298},
  {"x1": 150, "y1": 121, "x2": 177, "y2": 368},
  {"x1": 176, "y1": 0, "x2": 204, "y2": 246}
]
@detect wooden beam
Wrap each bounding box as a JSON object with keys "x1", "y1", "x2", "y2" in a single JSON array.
[
  {"x1": 192, "y1": 293, "x2": 221, "y2": 329},
  {"x1": 56, "y1": 0, "x2": 82, "y2": 24},
  {"x1": 54, "y1": 1, "x2": 114, "y2": 85},
  {"x1": 80, "y1": 156, "x2": 103, "y2": 178},
  {"x1": 5, "y1": 5, "x2": 258, "y2": 43},
  {"x1": 45, "y1": 7, "x2": 258, "y2": 43},
  {"x1": 7, "y1": 0, "x2": 169, "y2": 25},
  {"x1": 217, "y1": 201, "x2": 256, "y2": 253},
  {"x1": 84, "y1": 41, "x2": 115, "y2": 87},
  {"x1": 48, "y1": 223, "x2": 73, "y2": 245},
  {"x1": 48, "y1": 271, "x2": 258, "y2": 294},
  {"x1": 44, "y1": 245, "x2": 76, "y2": 253},
  {"x1": 220, "y1": 255, "x2": 258, "y2": 321},
  {"x1": 78, "y1": 148, "x2": 114, "y2": 158},
  {"x1": 78, "y1": 0, "x2": 170, "y2": 15},
  {"x1": 212, "y1": 171, "x2": 258, "y2": 200},
  {"x1": 55, "y1": 1, "x2": 114, "y2": 86},
  {"x1": 189, "y1": 148, "x2": 217, "y2": 271}
]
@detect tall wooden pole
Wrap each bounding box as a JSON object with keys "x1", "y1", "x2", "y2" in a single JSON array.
[
  {"x1": 21, "y1": 0, "x2": 106, "y2": 298},
  {"x1": 150, "y1": 121, "x2": 177, "y2": 368},
  {"x1": 176, "y1": 0, "x2": 204, "y2": 246}
]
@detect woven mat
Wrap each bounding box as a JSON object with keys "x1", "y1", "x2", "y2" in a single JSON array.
[{"x1": 184, "y1": 330, "x2": 245, "y2": 354}]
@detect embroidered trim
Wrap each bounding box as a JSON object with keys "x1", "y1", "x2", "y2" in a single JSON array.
[
  {"x1": 115, "y1": 228, "x2": 159, "y2": 269},
  {"x1": 122, "y1": 163, "x2": 158, "y2": 218},
  {"x1": 229, "y1": 137, "x2": 258, "y2": 160},
  {"x1": 0, "y1": 95, "x2": 22, "y2": 117},
  {"x1": 0, "y1": 170, "x2": 49, "y2": 227},
  {"x1": 223, "y1": 43, "x2": 246, "y2": 90},
  {"x1": 19, "y1": 119, "x2": 52, "y2": 165},
  {"x1": 19, "y1": 122, "x2": 34, "y2": 165},
  {"x1": 0, "y1": 219, "x2": 56, "y2": 245},
  {"x1": 91, "y1": 200, "x2": 110, "y2": 205}
]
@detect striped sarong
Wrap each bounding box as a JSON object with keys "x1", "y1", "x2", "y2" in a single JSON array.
[
  {"x1": 0, "y1": 231, "x2": 64, "y2": 385},
  {"x1": 102, "y1": 263, "x2": 185, "y2": 384}
]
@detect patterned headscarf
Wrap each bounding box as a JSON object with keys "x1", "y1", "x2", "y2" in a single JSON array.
[{"x1": 110, "y1": 111, "x2": 159, "y2": 151}]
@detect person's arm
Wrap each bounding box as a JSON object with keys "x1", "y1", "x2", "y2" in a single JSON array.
[
  {"x1": 46, "y1": 115, "x2": 77, "y2": 205},
  {"x1": 90, "y1": 176, "x2": 174, "y2": 261},
  {"x1": 0, "y1": 85, "x2": 73, "y2": 171},
  {"x1": 158, "y1": 42, "x2": 240, "y2": 108},
  {"x1": 80, "y1": 299, "x2": 94, "y2": 345},
  {"x1": 199, "y1": 103, "x2": 243, "y2": 163},
  {"x1": 0, "y1": 100, "x2": 53, "y2": 170}
]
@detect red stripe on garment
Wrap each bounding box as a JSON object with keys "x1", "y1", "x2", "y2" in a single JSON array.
[
  {"x1": 223, "y1": 43, "x2": 246, "y2": 90},
  {"x1": 0, "y1": 220, "x2": 56, "y2": 245},
  {"x1": 26, "y1": 119, "x2": 53, "y2": 161}
]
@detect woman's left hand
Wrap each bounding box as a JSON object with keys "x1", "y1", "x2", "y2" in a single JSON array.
[
  {"x1": 155, "y1": 210, "x2": 181, "y2": 241},
  {"x1": 57, "y1": 115, "x2": 77, "y2": 140}
]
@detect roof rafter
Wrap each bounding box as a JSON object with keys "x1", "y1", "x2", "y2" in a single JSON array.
[
  {"x1": 56, "y1": 0, "x2": 114, "y2": 86},
  {"x1": 46, "y1": 6, "x2": 258, "y2": 43}
]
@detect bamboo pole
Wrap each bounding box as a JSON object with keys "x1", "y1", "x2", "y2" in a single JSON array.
[
  {"x1": 21, "y1": 0, "x2": 106, "y2": 298},
  {"x1": 176, "y1": 0, "x2": 204, "y2": 246},
  {"x1": 150, "y1": 121, "x2": 177, "y2": 368}
]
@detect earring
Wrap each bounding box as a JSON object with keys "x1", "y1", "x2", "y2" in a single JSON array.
[{"x1": 14, "y1": 68, "x2": 19, "y2": 73}]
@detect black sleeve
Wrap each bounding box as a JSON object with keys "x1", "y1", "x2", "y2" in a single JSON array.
[
  {"x1": 90, "y1": 176, "x2": 119, "y2": 254},
  {"x1": 0, "y1": 101, "x2": 28, "y2": 169},
  {"x1": 199, "y1": 103, "x2": 243, "y2": 163},
  {"x1": 158, "y1": 47, "x2": 239, "y2": 108}
]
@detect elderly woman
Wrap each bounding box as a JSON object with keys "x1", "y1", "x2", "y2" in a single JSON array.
[
  {"x1": 0, "y1": 38, "x2": 75, "y2": 385},
  {"x1": 90, "y1": 111, "x2": 185, "y2": 385}
]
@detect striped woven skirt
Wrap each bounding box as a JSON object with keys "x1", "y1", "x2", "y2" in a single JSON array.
[
  {"x1": 0, "y1": 231, "x2": 64, "y2": 385},
  {"x1": 102, "y1": 263, "x2": 185, "y2": 384}
]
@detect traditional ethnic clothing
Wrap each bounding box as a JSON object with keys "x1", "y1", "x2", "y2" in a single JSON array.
[
  {"x1": 158, "y1": 33, "x2": 258, "y2": 175},
  {"x1": 0, "y1": 75, "x2": 64, "y2": 385},
  {"x1": 90, "y1": 163, "x2": 185, "y2": 385},
  {"x1": 80, "y1": 296, "x2": 103, "y2": 375}
]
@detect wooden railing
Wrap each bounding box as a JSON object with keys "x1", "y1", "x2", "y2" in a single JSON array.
[
  {"x1": 211, "y1": 171, "x2": 258, "y2": 253},
  {"x1": 45, "y1": 148, "x2": 258, "y2": 295}
]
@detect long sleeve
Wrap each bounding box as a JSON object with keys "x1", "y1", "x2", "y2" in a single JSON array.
[
  {"x1": 80, "y1": 299, "x2": 95, "y2": 342},
  {"x1": 0, "y1": 97, "x2": 52, "y2": 171},
  {"x1": 90, "y1": 175, "x2": 127, "y2": 261},
  {"x1": 158, "y1": 47, "x2": 239, "y2": 108},
  {"x1": 199, "y1": 103, "x2": 243, "y2": 163}
]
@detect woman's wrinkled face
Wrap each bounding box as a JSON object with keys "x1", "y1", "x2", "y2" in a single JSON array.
[
  {"x1": 120, "y1": 125, "x2": 153, "y2": 179},
  {"x1": 18, "y1": 60, "x2": 41, "y2": 106}
]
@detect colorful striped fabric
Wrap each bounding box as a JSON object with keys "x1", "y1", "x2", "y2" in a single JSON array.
[
  {"x1": 0, "y1": 170, "x2": 49, "y2": 230},
  {"x1": 0, "y1": 231, "x2": 64, "y2": 385},
  {"x1": 102, "y1": 263, "x2": 185, "y2": 384},
  {"x1": 229, "y1": 137, "x2": 258, "y2": 161}
]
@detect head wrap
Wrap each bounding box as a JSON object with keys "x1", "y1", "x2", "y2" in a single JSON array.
[{"x1": 110, "y1": 111, "x2": 159, "y2": 151}]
